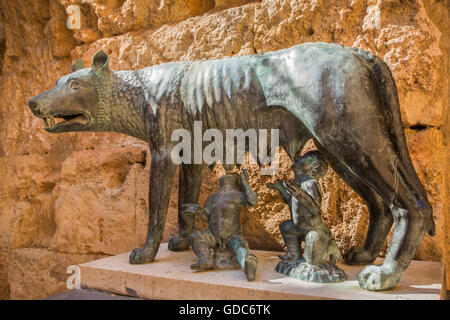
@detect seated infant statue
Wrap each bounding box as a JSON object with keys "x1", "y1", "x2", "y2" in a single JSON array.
[
  {"x1": 182, "y1": 170, "x2": 258, "y2": 281},
  {"x1": 267, "y1": 150, "x2": 346, "y2": 282}
]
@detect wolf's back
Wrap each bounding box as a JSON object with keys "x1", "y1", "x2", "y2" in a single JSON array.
[{"x1": 180, "y1": 55, "x2": 264, "y2": 117}]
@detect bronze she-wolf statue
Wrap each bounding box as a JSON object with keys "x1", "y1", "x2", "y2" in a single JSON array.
[{"x1": 28, "y1": 42, "x2": 435, "y2": 291}]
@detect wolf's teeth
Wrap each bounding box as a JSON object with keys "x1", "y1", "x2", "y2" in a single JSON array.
[
  {"x1": 43, "y1": 118, "x2": 49, "y2": 127},
  {"x1": 49, "y1": 116, "x2": 55, "y2": 126}
]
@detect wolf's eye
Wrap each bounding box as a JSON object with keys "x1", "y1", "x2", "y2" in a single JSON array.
[{"x1": 70, "y1": 80, "x2": 80, "y2": 91}]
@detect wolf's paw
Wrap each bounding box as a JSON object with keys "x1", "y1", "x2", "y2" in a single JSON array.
[
  {"x1": 344, "y1": 247, "x2": 376, "y2": 265},
  {"x1": 358, "y1": 264, "x2": 401, "y2": 291},
  {"x1": 129, "y1": 244, "x2": 156, "y2": 264},
  {"x1": 168, "y1": 236, "x2": 191, "y2": 251}
]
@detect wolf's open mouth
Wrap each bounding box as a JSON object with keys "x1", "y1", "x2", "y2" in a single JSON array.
[{"x1": 42, "y1": 113, "x2": 89, "y2": 130}]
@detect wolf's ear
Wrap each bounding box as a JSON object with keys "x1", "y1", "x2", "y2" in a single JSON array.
[
  {"x1": 71, "y1": 58, "x2": 84, "y2": 73},
  {"x1": 91, "y1": 50, "x2": 110, "y2": 74}
]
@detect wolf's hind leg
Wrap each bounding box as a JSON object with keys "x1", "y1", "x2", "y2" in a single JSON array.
[
  {"x1": 316, "y1": 145, "x2": 393, "y2": 265},
  {"x1": 314, "y1": 139, "x2": 432, "y2": 290}
]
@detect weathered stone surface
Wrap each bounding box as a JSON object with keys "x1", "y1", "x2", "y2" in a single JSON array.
[
  {"x1": 0, "y1": 251, "x2": 9, "y2": 299},
  {"x1": 8, "y1": 248, "x2": 105, "y2": 300},
  {"x1": 50, "y1": 147, "x2": 149, "y2": 255},
  {"x1": 61, "y1": 0, "x2": 217, "y2": 38},
  {"x1": 79, "y1": 244, "x2": 443, "y2": 300},
  {"x1": 0, "y1": 152, "x2": 64, "y2": 299},
  {"x1": 0, "y1": 155, "x2": 61, "y2": 250},
  {"x1": 0, "y1": 0, "x2": 448, "y2": 299}
]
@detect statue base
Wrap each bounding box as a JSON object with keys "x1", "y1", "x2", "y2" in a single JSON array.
[
  {"x1": 78, "y1": 243, "x2": 443, "y2": 300},
  {"x1": 276, "y1": 260, "x2": 346, "y2": 283}
]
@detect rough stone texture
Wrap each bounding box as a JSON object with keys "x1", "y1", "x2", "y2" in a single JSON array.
[
  {"x1": 8, "y1": 248, "x2": 105, "y2": 300},
  {"x1": 50, "y1": 147, "x2": 149, "y2": 255},
  {"x1": 0, "y1": 0, "x2": 448, "y2": 299}
]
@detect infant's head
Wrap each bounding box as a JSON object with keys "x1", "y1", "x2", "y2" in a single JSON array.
[
  {"x1": 292, "y1": 150, "x2": 328, "y2": 180},
  {"x1": 219, "y1": 172, "x2": 242, "y2": 189}
]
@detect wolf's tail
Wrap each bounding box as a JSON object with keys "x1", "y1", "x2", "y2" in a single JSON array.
[{"x1": 351, "y1": 48, "x2": 435, "y2": 236}]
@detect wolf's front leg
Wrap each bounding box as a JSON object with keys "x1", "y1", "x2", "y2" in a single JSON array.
[
  {"x1": 169, "y1": 164, "x2": 205, "y2": 251},
  {"x1": 130, "y1": 151, "x2": 177, "y2": 264}
]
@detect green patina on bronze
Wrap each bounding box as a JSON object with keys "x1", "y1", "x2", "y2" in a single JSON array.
[
  {"x1": 182, "y1": 170, "x2": 258, "y2": 281},
  {"x1": 28, "y1": 42, "x2": 435, "y2": 291},
  {"x1": 268, "y1": 151, "x2": 346, "y2": 283}
]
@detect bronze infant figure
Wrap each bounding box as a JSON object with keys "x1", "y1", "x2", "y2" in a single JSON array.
[
  {"x1": 182, "y1": 170, "x2": 258, "y2": 281},
  {"x1": 267, "y1": 151, "x2": 346, "y2": 282}
]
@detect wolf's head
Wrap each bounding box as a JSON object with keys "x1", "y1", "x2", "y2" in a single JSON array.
[{"x1": 28, "y1": 50, "x2": 113, "y2": 133}]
